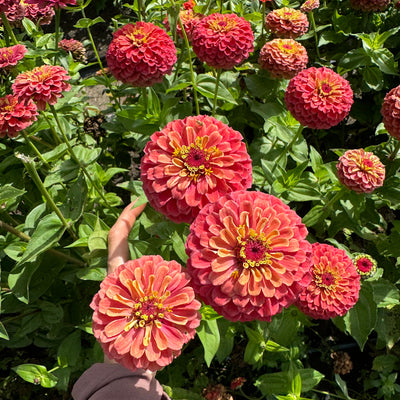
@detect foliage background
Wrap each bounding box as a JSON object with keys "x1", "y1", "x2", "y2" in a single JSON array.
[{"x1": 1, "y1": 0, "x2": 400, "y2": 399}]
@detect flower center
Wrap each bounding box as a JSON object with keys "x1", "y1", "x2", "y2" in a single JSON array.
[
  {"x1": 360, "y1": 158, "x2": 374, "y2": 171},
  {"x1": 320, "y1": 83, "x2": 331, "y2": 94},
  {"x1": 356, "y1": 258, "x2": 373, "y2": 273},
  {"x1": 237, "y1": 228, "x2": 272, "y2": 269},
  {"x1": 0, "y1": 97, "x2": 17, "y2": 112},
  {"x1": 315, "y1": 269, "x2": 337, "y2": 290},
  {"x1": 209, "y1": 17, "x2": 237, "y2": 33},
  {"x1": 128, "y1": 28, "x2": 147, "y2": 46}
]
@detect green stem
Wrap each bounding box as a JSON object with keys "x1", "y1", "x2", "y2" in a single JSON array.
[
  {"x1": 176, "y1": 11, "x2": 200, "y2": 115},
  {"x1": 49, "y1": 105, "x2": 118, "y2": 217},
  {"x1": 20, "y1": 131, "x2": 50, "y2": 168},
  {"x1": 16, "y1": 153, "x2": 78, "y2": 240},
  {"x1": 261, "y1": 1, "x2": 266, "y2": 37},
  {"x1": 1, "y1": 12, "x2": 18, "y2": 45},
  {"x1": 271, "y1": 125, "x2": 304, "y2": 174},
  {"x1": 388, "y1": 140, "x2": 400, "y2": 161},
  {"x1": 309, "y1": 10, "x2": 321, "y2": 60},
  {"x1": 141, "y1": 87, "x2": 148, "y2": 112},
  {"x1": 42, "y1": 111, "x2": 62, "y2": 145},
  {"x1": 54, "y1": 8, "x2": 61, "y2": 63},
  {"x1": 219, "y1": 0, "x2": 223, "y2": 13},
  {"x1": 138, "y1": 0, "x2": 146, "y2": 21},
  {"x1": 212, "y1": 69, "x2": 222, "y2": 116},
  {"x1": 323, "y1": 188, "x2": 345, "y2": 211},
  {"x1": 0, "y1": 219, "x2": 85, "y2": 265}
]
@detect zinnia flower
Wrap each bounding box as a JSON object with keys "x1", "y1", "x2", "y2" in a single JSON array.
[
  {"x1": 265, "y1": 7, "x2": 309, "y2": 39},
  {"x1": 24, "y1": 1, "x2": 55, "y2": 25},
  {"x1": 0, "y1": 1, "x2": 24, "y2": 26},
  {"x1": 0, "y1": 44, "x2": 27, "y2": 69},
  {"x1": 381, "y1": 84, "x2": 400, "y2": 141},
  {"x1": 0, "y1": 0, "x2": 18, "y2": 13},
  {"x1": 350, "y1": 0, "x2": 390, "y2": 12},
  {"x1": 285, "y1": 66, "x2": 353, "y2": 129},
  {"x1": 59, "y1": 38, "x2": 87, "y2": 63},
  {"x1": 12, "y1": 64, "x2": 71, "y2": 110},
  {"x1": 25, "y1": 0, "x2": 76, "y2": 8},
  {"x1": 0, "y1": 95, "x2": 38, "y2": 138},
  {"x1": 300, "y1": 0, "x2": 320, "y2": 12},
  {"x1": 295, "y1": 243, "x2": 360, "y2": 320},
  {"x1": 140, "y1": 115, "x2": 253, "y2": 224},
  {"x1": 191, "y1": 13, "x2": 254, "y2": 70},
  {"x1": 353, "y1": 253, "x2": 377, "y2": 277},
  {"x1": 106, "y1": 22, "x2": 177, "y2": 87},
  {"x1": 258, "y1": 39, "x2": 308, "y2": 79},
  {"x1": 185, "y1": 190, "x2": 313, "y2": 322},
  {"x1": 336, "y1": 149, "x2": 385, "y2": 194},
  {"x1": 163, "y1": 8, "x2": 205, "y2": 41},
  {"x1": 91, "y1": 255, "x2": 201, "y2": 372}
]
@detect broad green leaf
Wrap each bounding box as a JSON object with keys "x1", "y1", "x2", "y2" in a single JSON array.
[
  {"x1": 61, "y1": 174, "x2": 87, "y2": 222},
  {"x1": 195, "y1": 75, "x2": 237, "y2": 104},
  {"x1": 74, "y1": 16, "x2": 105, "y2": 28},
  {"x1": 170, "y1": 230, "x2": 188, "y2": 263},
  {"x1": 57, "y1": 331, "x2": 81, "y2": 367},
  {"x1": 372, "y1": 354, "x2": 398, "y2": 372},
  {"x1": 335, "y1": 374, "x2": 354, "y2": 400},
  {"x1": 197, "y1": 318, "x2": 220, "y2": 367},
  {"x1": 13, "y1": 364, "x2": 58, "y2": 388},
  {"x1": 39, "y1": 301, "x2": 64, "y2": 324},
  {"x1": 0, "y1": 322, "x2": 9, "y2": 340},
  {"x1": 371, "y1": 279, "x2": 400, "y2": 309},
  {"x1": 76, "y1": 267, "x2": 106, "y2": 281},
  {"x1": 0, "y1": 184, "x2": 26, "y2": 206},
  {"x1": 362, "y1": 66, "x2": 384, "y2": 91},
  {"x1": 44, "y1": 159, "x2": 79, "y2": 187},
  {"x1": 367, "y1": 48, "x2": 398, "y2": 75},
  {"x1": 8, "y1": 261, "x2": 40, "y2": 304},
  {"x1": 164, "y1": 387, "x2": 203, "y2": 400},
  {"x1": 339, "y1": 48, "x2": 370, "y2": 70},
  {"x1": 18, "y1": 213, "x2": 66, "y2": 265}
]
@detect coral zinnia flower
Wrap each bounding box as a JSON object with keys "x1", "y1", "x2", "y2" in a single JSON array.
[
  {"x1": 191, "y1": 13, "x2": 254, "y2": 70},
  {"x1": 59, "y1": 38, "x2": 87, "y2": 63},
  {"x1": 164, "y1": 8, "x2": 205, "y2": 41},
  {"x1": 25, "y1": 0, "x2": 76, "y2": 8},
  {"x1": 265, "y1": 7, "x2": 309, "y2": 39},
  {"x1": 353, "y1": 253, "x2": 377, "y2": 278},
  {"x1": 295, "y1": 243, "x2": 360, "y2": 320},
  {"x1": 0, "y1": 44, "x2": 27, "y2": 69},
  {"x1": 336, "y1": 149, "x2": 385, "y2": 194},
  {"x1": 0, "y1": 0, "x2": 18, "y2": 13},
  {"x1": 91, "y1": 255, "x2": 201, "y2": 372},
  {"x1": 350, "y1": 0, "x2": 390, "y2": 12},
  {"x1": 12, "y1": 64, "x2": 71, "y2": 110},
  {"x1": 140, "y1": 115, "x2": 253, "y2": 224},
  {"x1": 300, "y1": 0, "x2": 320, "y2": 12},
  {"x1": 381, "y1": 84, "x2": 400, "y2": 141},
  {"x1": 285, "y1": 66, "x2": 353, "y2": 129},
  {"x1": 185, "y1": 191, "x2": 313, "y2": 322},
  {"x1": 0, "y1": 95, "x2": 38, "y2": 138},
  {"x1": 106, "y1": 22, "x2": 177, "y2": 87},
  {"x1": 1, "y1": 1, "x2": 25, "y2": 26},
  {"x1": 258, "y1": 39, "x2": 308, "y2": 79},
  {"x1": 24, "y1": 1, "x2": 55, "y2": 25}
]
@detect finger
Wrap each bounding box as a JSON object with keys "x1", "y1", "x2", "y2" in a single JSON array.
[{"x1": 107, "y1": 200, "x2": 147, "y2": 274}]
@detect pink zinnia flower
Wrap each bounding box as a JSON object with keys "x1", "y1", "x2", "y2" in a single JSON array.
[
  {"x1": 350, "y1": 0, "x2": 390, "y2": 12},
  {"x1": 186, "y1": 191, "x2": 313, "y2": 322},
  {"x1": 353, "y1": 253, "x2": 377, "y2": 277},
  {"x1": 0, "y1": 44, "x2": 27, "y2": 69},
  {"x1": 1, "y1": 1, "x2": 25, "y2": 26},
  {"x1": 300, "y1": 0, "x2": 320, "y2": 12},
  {"x1": 25, "y1": 0, "x2": 76, "y2": 8},
  {"x1": 258, "y1": 39, "x2": 308, "y2": 79},
  {"x1": 0, "y1": 0, "x2": 18, "y2": 13},
  {"x1": 0, "y1": 95, "x2": 38, "y2": 138},
  {"x1": 381, "y1": 84, "x2": 400, "y2": 141},
  {"x1": 265, "y1": 7, "x2": 309, "y2": 39},
  {"x1": 91, "y1": 255, "x2": 201, "y2": 372},
  {"x1": 106, "y1": 22, "x2": 177, "y2": 87},
  {"x1": 296, "y1": 243, "x2": 360, "y2": 320},
  {"x1": 285, "y1": 66, "x2": 353, "y2": 129},
  {"x1": 24, "y1": 1, "x2": 55, "y2": 25},
  {"x1": 336, "y1": 149, "x2": 385, "y2": 194},
  {"x1": 191, "y1": 13, "x2": 254, "y2": 70},
  {"x1": 140, "y1": 115, "x2": 253, "y2": 224},
  {"x1": 59, "y1": 38, "x2": 87, "y2": 63},
  {"x1": 12, "y1": 64, "x2": 71, "y2": 110},
  {"x1": 164, "y1": 8, "x2": 205, "y2": 41}
]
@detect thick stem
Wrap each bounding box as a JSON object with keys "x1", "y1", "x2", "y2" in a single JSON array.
[
  {"x1": 212, "y1": 69, "x2": 222, "y2": 116},
  {"x1": 138, "y1": 0, "x2": 146, "y2": 21},
  {"x1": 1, "y1": 12, "x2": 18, "y2": 45},
  {"x1": 389, "y1": 140, "x2": 400, "y2": 161},
  {"x1": 42, "y1": 111, "x2": 62, "y2": 145},
  {"x1": 49, "y1": 105, "x2": 118, "y2": 217},
  {"x1": 20, "y1": 131, "x2": 50, "y2": 168},
  {"x1": 16, "y1": 153, "x2": 78, "y2": 240},
  {"x1": 53, "y1": 7, "x2": 61, "y2": 63},
  {"x1": 0, "y1": 220, "x2": 85, "y2": 265},
  {"x1": 309, "y1": 10, "x2": 321, "y2": 60}
]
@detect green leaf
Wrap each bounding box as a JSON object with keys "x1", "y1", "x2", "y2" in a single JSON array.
[
  {"x1": 18, "y1": 213, "x2": 66, "y2": 265},
  {"x1": 165, "y1": 387, "x2": 204, "y2": 400},
  {"x1": 74, "y1": 16, "x2": 105, "y2": 28},
  {"x1": 0, "y1": 184, "x2": 26, "y2": 207},
  {"x1": 76, "y1": 267, "x2": 106, "y2": 281},
  {"x1": 13, "y1": 364, "x2": 58, "y2": 388},
  {"x1": 39, "y1": 300, "x2": 64, "y2": 324},
  {"x1": 57, "y1": 331, "x2": 81, "y2": 367},
  {"x1": 0, "y1": 322, "x2": 9, "y2": 340},
  {"x1": 195, "y1": 75, "x2": 237, "y2": 104},
  {"x1": 302, "y1": 205, "x2": 327, "y2": 227},
  {"x1": 362, "y1": 66, "x2": 383, "y2": 91},
  {"x1": 371, "y1": 279, "x2": 400, "y2": 309},
  {"x1": 197, "y1": 318, "x2": 220, "y2": 367},
  {"x1": 22, "y1": 17, "x2": 38, "y2": 37},
  {"x1": 339, "y1": 48, "x2": 370, "y2": 70},
  {"x1": 61, "y1": 174, "x2": 87, "y2": 222},
  {"x1": 170, "y1": 229, "x2": 188, "y2": 263},
  {"x1": 367, "y1": 48, "x2": 398, "y2": 75},
  {"x1": 8, "y1": 261, "x2": 40, "y2": 304},
  {"x1": 335, "y1": 374, "x2": 354, "y2": 400}
]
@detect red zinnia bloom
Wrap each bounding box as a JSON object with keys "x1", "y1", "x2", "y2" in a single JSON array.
[
  {"x1": 265, "y1": 7, "x2": 309, "y2": 39},
  {"x1": 186, "y1": 191, "x2": 313, "y2": 322},
  {"x1": 350, "y1": 0, "x2": 390, "y2": 12},
  {"x1": 1, "y1": 1, "x2": 25, "y2": 26},
  {"x1": 59, "y1": 38, "x2": 87, "y2": 63},
  {"x1": 12, "y1": 64, "x2": 71, "y2": 110},
  {"x1": 300, "y1": 0, "x2": 320, "y2": 12},
  {"x1": 230, "y1": 377, "x2": 246, "y2": 391},
  {"x1": 24, "y1": 1, "x2": 55, "y2": 25},
  {"x1": 0, "y1": 95, "x2": 38, "y2": 138},
  {"x1": 336, "y1": 149, "x2": 385, "y2": 194},
  {"x1": 381, "y1": 85, "x2": 400, "y2": 141},
  {"x1": 106, "y1": 22, "x2": 177, "y2": 87},
  {"x1": 25, "y1": 0, "x2": 76, "y2": 8},
  {"x1": 191, "y1": 13, "x2": 254, "y2": 70},
  {"x1": 0, "y1": 44, "x2": 27, "y2": 69},
  {"x1": 296, "y1": 243, "x2": 360, "y2": 320},
  {"x1": 353, "y1": 253, "x2": 377, "y2": 277},
  {"x1": 258, "y1": 39, "x2": 308, "y2": 79},
  {"x1": 0, "y1": 0, "x2": 18, "y2": 13},
  {"x1": 164, "y1": 8, "x2": 205, "y2": 41},
  {"x1": 285, "y1": 66, "x2": 353, "y2": 129},
  {"x1": 91, "y1": 255, "x2": 201, "y2": 372},
  {"x1": 140, "y1": 115, "x2": 253, "y2": 224}
]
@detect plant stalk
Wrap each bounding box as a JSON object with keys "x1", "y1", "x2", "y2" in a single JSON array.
[
  {"x1": 309, "y1": 10, "x2": 321, "y2": 60},
  {"x1": 389, "y1": 140, "x2": 400, "y2": 161},
  {"x1": 20, "y1": 131, "x2": 50, "y2": 168},
  {"x1": 53, "y1": 7, "x2": 61, "y2": 63},
  {"x1": 42, "y1": 111, "x2": 62, "y2": 145},
  {"x1": 1, "y1": 12, "x2": 18, "y2": 45},
  {"x1": 212, "y1": 69, "x2": 222, "y2": 116}
]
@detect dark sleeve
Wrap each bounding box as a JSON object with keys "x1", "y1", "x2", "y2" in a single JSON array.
[{"x1": 72, "y1": 363, "x2": 171, "y2": 400}]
